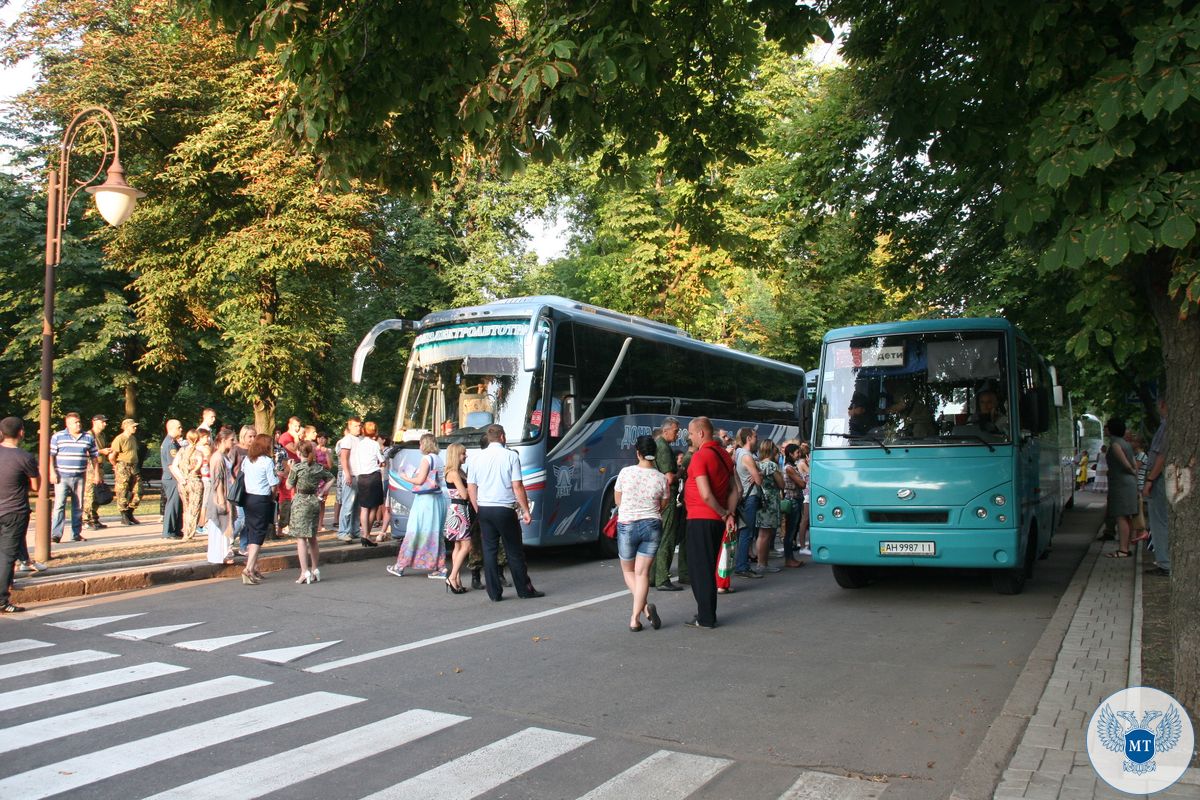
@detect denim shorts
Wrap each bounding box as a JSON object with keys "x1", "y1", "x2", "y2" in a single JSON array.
[{"x1": 617, "y1": 517, "x2": 662, "y2": 560}]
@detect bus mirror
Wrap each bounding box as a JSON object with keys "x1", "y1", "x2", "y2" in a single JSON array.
[
  {"x1": 523, "y1": 331, "x2": 546, "y2": 372},
  {"x1": 1053, "y1": 386, "x2": 1064, "y2": 408},
  {"x1": 1019, "y1": 390, "x2": 1040, "y2": 434},
  {"x1": 800, "y1": 397, "x2": 815, "y2": 441},
  {"x1": 1037, "y1": 387, "x2": 1052, "y2": 433}
]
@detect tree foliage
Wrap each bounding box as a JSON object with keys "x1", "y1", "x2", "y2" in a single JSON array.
[{"x1": 183, "y1": 0, "x2": 831, "y2": 192}]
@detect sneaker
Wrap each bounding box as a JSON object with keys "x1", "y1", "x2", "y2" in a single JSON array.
[
  {"x1": 762, "y1": 565, "x2": 782, "y2": 574},
  {"x1": 385, "y1": 565, "x2": 404, "y2": 578},
  {"x1": 796, "y1": 547, "x2": 812, "y2": 556},
  {"x1": 16, "y1": 562, "x2": 29, "y2": 573},
  {"x1": 1145, "y1": 566, "x2": 1171, "y2": 577},
  {"x1": 655, "y1": 581, "x2": 684, "y2": 592},
  {"x1": 734, "y1": 569, "x2": 762, "y2": 579},
  {"x1": 336, "y1": 534, "x2": 353, "y2": 542},
  {"x1": 28, "y1": 561, "x2": 47, "y2": 572},
  {"x1": 427, "y1": 569, "x2": 448, "y2": 579}
]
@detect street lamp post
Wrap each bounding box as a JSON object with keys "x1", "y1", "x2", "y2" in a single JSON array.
[{"x1": 36, "y1": 106, "x2": 144, "y2": 563}]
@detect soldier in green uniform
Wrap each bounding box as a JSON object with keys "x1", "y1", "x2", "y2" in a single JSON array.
[
  {"x1": 84, "y1": 415, "x2": 110, "y2": 530},
  {"x1": 653, "y1": 417, "x2": 689, "y2": 591},
  {"x1": 109, "y1": 418, "x2": 142, "y2": 525}
]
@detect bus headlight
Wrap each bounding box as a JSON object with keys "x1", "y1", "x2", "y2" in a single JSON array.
[
  {"x1": 998, "y1": 514, "x2": 1007, "y2": 523},
  {"x1": 816, "y1": 495, "x2": 827, "y2": 507},
  {"x1": 992, "y1": 495, "x2": 1006, "y2": 506},
  {"x1": 816, "y1": 514, "x2": 825, "y2": 522},
  {"x1": 975, "y1": 507, "x2": 988, "y2": 519},
  {"x1": 832, "y1": 507, "x2": 843, "y2": 519}
]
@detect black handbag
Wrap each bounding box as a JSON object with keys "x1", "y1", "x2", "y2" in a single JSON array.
[
  {"x1": 227, "y1": 471, "x2": 247, "y2": 507},
  {"x1": 93, "y1": 481, "x2": 114, "y2": 506}
]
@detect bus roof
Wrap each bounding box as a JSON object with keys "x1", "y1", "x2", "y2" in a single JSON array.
[
  {"x1": 822, "y1": 317, "x2": 1016, "y2": 343},
  {"x1": 418, "y1": 295, "x2": 807, "y2": 376}
]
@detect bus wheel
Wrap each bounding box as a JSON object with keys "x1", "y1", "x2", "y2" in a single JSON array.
[
  {"x1": 593, "y1": 490, "x2": 619, "y2": 559},
  {"x1": 991, "y1": 566, "x2": 1025, "y2": 595},
  {"x1": 993, "y1": 533, "x2": 1035, "y2": 594},
  {"x1": 832, "y1": 564, "x2": 871, "y2": 589}
]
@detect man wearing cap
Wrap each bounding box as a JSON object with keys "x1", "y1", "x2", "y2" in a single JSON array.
[
  {"x1": 83, "y1": 414, "x2": 110, "y2": 530},
  {"x1": 109, "y1": 418, "x2": 142, "y2": 526}
]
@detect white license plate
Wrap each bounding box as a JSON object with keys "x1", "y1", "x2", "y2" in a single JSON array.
[{"x1": 879, "y1": 541, "x2": 936, "y2": 556}]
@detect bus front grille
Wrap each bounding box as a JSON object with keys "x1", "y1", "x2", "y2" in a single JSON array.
[{"x1": 866, "y1": 511, "x2": 950, "y2": 524}]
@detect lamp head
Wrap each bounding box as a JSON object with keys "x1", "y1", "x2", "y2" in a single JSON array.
[{"x1": 85, "y1": 159, "x2": 145, "y2": 226}]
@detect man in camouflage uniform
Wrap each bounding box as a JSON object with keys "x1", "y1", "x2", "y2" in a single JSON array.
[
  {"x1": 653, "y1": 417, "x2": 689, "y2": 591},
  {"x1": 83, "y1": 415, "x2": 110, "y2": 530},
  {"x1": 109, "y1": 418, "x2": 142, "y2": 525}
]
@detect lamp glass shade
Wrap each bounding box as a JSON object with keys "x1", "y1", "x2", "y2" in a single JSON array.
[{"x1": 86, "y1": 184, "x2": 145, "y2": 227}]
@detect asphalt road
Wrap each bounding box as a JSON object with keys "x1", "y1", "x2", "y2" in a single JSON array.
[{"x1": 0, "y1": 513, "x2": 1094, "y2": 800}]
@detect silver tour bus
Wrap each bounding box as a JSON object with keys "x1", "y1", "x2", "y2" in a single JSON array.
[{"x1": 353, "y1": 296, "x2": 808, "y2": 553}]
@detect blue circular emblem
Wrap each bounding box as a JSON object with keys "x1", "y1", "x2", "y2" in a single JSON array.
[{"x1": 1087, "y1": 686, "x2": 1194, "y2": 794}]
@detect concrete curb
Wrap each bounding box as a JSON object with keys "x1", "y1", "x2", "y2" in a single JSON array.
[
  {"x1": 1128, "y1": 545, "x2": 1143, "y2": 687},
  {"x1": 948, "y1": 521, "x2": 1105, "y2": 800},
  {"x1": 12, "y1": 540, "x2": 400, "y2": 604}
]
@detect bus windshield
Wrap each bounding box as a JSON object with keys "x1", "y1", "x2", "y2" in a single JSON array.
[
  {"x1": 394, "y1": 320, "x2": 546, "y2": 446},
  {"x1": 816, "y1": 331, "x2": 1011, "y2": 447}
]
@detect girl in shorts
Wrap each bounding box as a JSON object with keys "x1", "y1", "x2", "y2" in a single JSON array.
[{"x1": 614, "y1": 435, "x2": 669, "y2": 632}]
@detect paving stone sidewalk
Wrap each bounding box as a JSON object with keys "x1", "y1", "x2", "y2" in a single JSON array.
[{"x1": 993, "y1": 539, "x2": 1199, "y2": 799}]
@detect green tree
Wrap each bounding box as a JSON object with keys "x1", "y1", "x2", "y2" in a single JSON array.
[
  {"x1": 184, "y1": 0, "x2": 831, "y2": 191},
  {"x1": 825, "y1": 0, "x2": 1200, "y2": 715}
]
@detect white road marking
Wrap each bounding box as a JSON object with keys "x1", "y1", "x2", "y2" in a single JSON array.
[
  {"x1": 0, "y1": 650, "x2": 118, "y2": 681},
  {"x1": 0, "y1": 675, "x2": 269, "y2": 755},
  {"x1": 307, "y1": 589, "x2": 629, "y2": 673},
  {"x1": 241, "y1": 640, "x2": 341, "y2": 664},
  {"x1": 0, "y1": 691, "x2": 364, "y2": 800},
  {"x1": 107, "y1": 622, "x2": 205, "y2": 641},
  {"x1": 778, "y1": 771, "x2": 888, "y2": 799},
  {"x1": 0, "y1": 639, "x2": 54, "y2": 656},
  {"x1": 362, "y1": 726, "x2": 594, "y2": 800},
  {"x1": 143, "y1": 708, "x2": 469, "y2": 800},
  {"x1": 46, "y1": 613, "x2": 146, "y2": 630},
  {"x1": 576, "y1": 749, "x2": 732, "y2": 799},
  {"x1": 0, "y1": 662, "x2": 187, "y2": 712},
  {"x1": 173, "y1": 631, "x2": 272, "y2": 652}
]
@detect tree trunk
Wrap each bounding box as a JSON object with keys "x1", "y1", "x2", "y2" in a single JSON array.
[
  {"x1": 253, "y1": 398, "x2": 275, "y2": 437},
  {"x1": 1144, "y1": 276, "x2": 1200, "y2": 723},
  {"x1": 124, "y1": 382, "x2": 137, "y2": 421}
]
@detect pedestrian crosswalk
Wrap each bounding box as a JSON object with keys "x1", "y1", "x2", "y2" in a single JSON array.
[{"x1": 0, "y1": 634, "x2": 891, "y2": 799}]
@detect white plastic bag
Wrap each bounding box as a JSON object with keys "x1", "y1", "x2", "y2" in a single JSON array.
[{"x1": 204, "y1": 519, "x2": 230, "y2": 564}]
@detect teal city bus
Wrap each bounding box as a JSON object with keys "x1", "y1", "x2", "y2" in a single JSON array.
[{"x1": 808, "y1": 318, "x2": 1074, "y2": 594}]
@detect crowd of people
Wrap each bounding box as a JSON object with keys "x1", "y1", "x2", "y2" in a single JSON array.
[{"x1": 0, "y1": 404, "x2": 817, "y2": 619}]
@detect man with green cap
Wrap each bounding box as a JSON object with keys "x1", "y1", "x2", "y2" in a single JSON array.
[{"x1": 109, "y1": 418, "x2": 142, "y2": 525}]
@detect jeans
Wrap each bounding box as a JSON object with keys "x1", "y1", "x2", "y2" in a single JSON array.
[
  {"x1": 734, "y1": 492, "x2": 760, "y2": 571},
  {"x1": 617, "y1": 517, "x2": 662, "y2": 560},
  {"x1": 51, "y1": 473, "x2": 86, "y2": 541},
  {"x1": 337, "y1": 475, "x2": 360, "y2": 537},
  {"x1": 234, "y1": 505, "x2": 247, "y2": 551},
  {"x1": 1148, "y1": 478, "x2": 1169, "y2": 570},
  {"x1": 0, "y1": 510, "x2": 29, "y2": 605}
]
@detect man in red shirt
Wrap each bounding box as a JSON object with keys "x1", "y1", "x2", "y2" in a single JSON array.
[{"x1": 683, "y1": 416, "x2": 741, "y2": 629}]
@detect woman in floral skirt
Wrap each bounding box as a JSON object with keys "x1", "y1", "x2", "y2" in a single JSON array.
[
  {"x1": 287, "y1": 441, "x2": 333, "y2": 583},
  {"x1": 442, "y1": 443, "x2": 473, "y2": 593}
]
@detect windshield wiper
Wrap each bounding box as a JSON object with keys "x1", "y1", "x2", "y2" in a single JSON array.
[
  {"x1": 940, "y1": 434, "x2": 997, "y2": 453},
  {"x1": 827, "y1": 433, "x2": 892, "y2": 454}
]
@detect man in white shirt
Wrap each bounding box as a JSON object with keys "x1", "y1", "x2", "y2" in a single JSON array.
[
  {"x1": 467, "y1": 424, "x2": 543, "y2": 601},
  {"x1": 337, "y1": 417, "x2": 363, "y2": 541}
]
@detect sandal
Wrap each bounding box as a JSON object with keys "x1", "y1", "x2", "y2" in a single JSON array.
[{"x1": 1105, "y1": 550, "x2": 1132, "y2": 558}]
